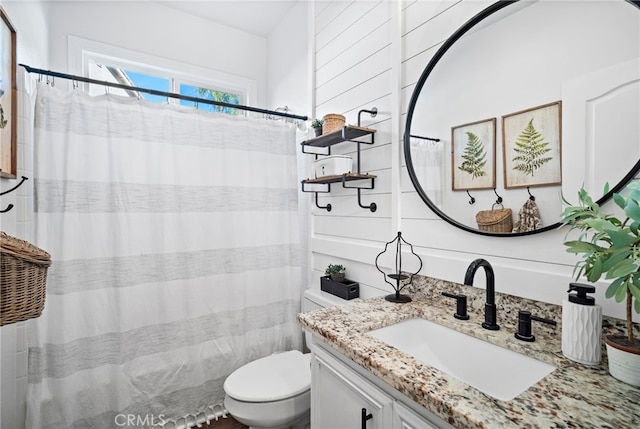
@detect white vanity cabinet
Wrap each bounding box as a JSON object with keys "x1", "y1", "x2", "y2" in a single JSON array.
[
  {"x1": 310, "y1": 342, "x2": 451, "y2": 429},
  {"x1": 311, "y1": 345, "x2": 392, "y2": 429}
]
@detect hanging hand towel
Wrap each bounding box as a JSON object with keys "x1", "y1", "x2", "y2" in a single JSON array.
[{"x1": 512, "y1": 198, "x2": 542, "y2": 233}]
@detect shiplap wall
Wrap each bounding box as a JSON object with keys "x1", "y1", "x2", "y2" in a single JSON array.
[{"x1": 309, "y1": 0, "x2": 638, "y2": 322}]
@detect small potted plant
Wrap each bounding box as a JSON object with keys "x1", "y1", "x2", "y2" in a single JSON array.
[
  {"x1": 325, "y1": 264, "x2": 346, "y2": 282},
  {"x1": 311, "y1": 118, "x2": 324, "y2": 137},
  {"x1": 561, "y1": 182, "x2": 640, "y2": 386}
]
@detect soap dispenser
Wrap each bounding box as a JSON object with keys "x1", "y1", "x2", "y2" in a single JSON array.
[{"x1": 562, "y1": 283, "x2": 602, "y2": 365}]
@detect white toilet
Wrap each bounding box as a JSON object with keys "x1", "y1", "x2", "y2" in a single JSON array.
[{"x1": 223, "y1": 289, "x2": 344, "y2": 429}]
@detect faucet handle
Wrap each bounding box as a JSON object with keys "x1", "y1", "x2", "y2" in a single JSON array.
[
  {"x1": 514, "y1": 310, "x2": 557, "y2": 342},
  {"x1": 441, "y1": 292, "x2": 470, "y2": 320}
]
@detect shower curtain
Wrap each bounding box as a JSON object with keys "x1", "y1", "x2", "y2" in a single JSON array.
[
  {"x1": 26, "y1": 83, "x2": 303, "y2": 428},
  {"x1": 409, "y1": 137, "x2": 444, "y2": 206}
]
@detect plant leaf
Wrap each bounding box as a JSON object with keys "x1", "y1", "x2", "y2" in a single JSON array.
[
  {"x1": 606, "y1": 277, "x2": 624, "y2": 298},
  {"x1": 587, "y1": 257, "x2": 603, "y2": 282},
  {"x1": 601, "y1": 248, "x2": 632, "y2": 272},
  {"x1": 606, "y1": 229, "x2": 636, "y2": 247},
  {"x1": 614, "y1": 280, "x2": 628, "y2": 302},
  {"x1": 625, "y1": 199, "x2": 640, "y2": 223},
  {"x1": 613, "y1": 192, "x2": 626, "y2": 210},
  {"x1": 629, "y1": 281, "x2": 640, "y2": 303},
  {"x1": 563, "y1": 240, "x2": 601, "y2": 254},
  {"x1": 606, "y1": 259, "x2": 639, "y2": 279}
]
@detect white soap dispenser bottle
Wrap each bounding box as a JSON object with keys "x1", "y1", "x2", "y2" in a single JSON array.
[{"x1": 562, "y1": 283, "x2": 602, "y2": 365}]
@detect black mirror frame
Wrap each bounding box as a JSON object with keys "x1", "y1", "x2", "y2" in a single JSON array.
[{"x1": 404, "y1": 0, "x2": 640, "y2": 237}]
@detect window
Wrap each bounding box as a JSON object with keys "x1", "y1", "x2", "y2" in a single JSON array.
[{"x1": 70, "y1": 36, "x2": 255, "y2": 116}]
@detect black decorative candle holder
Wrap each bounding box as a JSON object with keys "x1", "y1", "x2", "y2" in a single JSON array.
[{"x1": 374, "y1": 231, "x2": 423, "y2": 303}]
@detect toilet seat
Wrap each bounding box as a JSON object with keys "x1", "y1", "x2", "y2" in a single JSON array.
[{"x1": 224, "y1": 350, "x2": 310, "y2": 402}]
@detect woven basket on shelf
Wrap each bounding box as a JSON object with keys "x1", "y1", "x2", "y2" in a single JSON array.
[
  {"x1": 1, "y1": 231, "x2": 51, "y2": 326},
  {"x1": 475, "y1": 205, "x2": 513, "y2": 233},
  {"x1": 322, "y1": 113, "x2": 346, "y2": 134}
]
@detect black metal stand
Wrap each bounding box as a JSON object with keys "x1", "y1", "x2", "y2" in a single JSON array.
[{"x1": 375, "y1": 231, "x2": 423, "y2": 303}]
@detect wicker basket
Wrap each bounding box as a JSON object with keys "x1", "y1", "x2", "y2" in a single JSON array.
[
  {"x1": 476, "y1": 205, "x2": 513, "y2": 233},
  {"x1": 322, "y1": 113, "x2": 346, "y2": 134},
  {"x1": 1, "y1": 231, "x2": 51, "y2": 326}
]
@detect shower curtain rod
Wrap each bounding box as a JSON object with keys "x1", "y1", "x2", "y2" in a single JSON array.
[{"x1": 20, "y1": 64, "x2": 309, "y2": 121}]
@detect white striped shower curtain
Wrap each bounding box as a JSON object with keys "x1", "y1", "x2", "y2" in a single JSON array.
[{"x1": 26, "y1": 83, "x2": 303, "y2": 428}]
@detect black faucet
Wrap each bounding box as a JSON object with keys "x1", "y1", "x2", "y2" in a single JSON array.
[{"x1": 464, "y1": 258, "x2": 500, "y2": 331}]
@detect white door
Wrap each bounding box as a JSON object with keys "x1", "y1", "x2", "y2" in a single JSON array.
[{"x1": 562, "y1": 58, "x2": 640, "y2": 199}]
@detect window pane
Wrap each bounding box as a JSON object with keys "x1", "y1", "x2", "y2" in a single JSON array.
[
  {"x1": 179, "y1": 84, "x2": 240, "y2": 115},
  {"x1": 125, "y1": 70, "x2": 170, "y2": 103}
]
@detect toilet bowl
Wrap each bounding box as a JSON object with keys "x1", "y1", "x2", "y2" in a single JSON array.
[{"x1": 223, "y1": 289, "x2": 345, "y2": 429}]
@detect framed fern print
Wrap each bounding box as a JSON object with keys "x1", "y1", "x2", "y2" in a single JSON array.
[
  {"x1": 451, "y1": 118, "x2": 496, "y2": 191},
  {"x1": 502, "y1": 101, "x2": 562, "y2": 189}
]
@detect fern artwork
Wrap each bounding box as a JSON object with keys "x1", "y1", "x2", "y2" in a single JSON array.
[
  {"x1": 451, "y1": 118, "x2": 496, "y2": 191},
  {"x1": 458, "y1": 132, "x2": 488, "y2": 179},
  {"x1": 502, "y1": 101, "x2": 562, "y2": 189},
  {"x1": 511, "y1": 118, "x2": 553, "y2": 176}
]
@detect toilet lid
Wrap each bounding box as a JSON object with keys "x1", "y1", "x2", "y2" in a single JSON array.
[{"x1": 224, "y1": 350, "x2": 310, "y2": 402}]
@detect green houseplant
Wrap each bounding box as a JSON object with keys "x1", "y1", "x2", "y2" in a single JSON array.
[
  {"x1": 561, "y1": 182, "x2": 640, "y2": 386},
  {"x1": 311, "y1": 118, "x2": 323, "y2": 137},
  {"x1": 325, "y1": 264, "x2": 346, "y2": 282}
]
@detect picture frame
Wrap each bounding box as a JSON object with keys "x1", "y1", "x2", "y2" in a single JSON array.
[
  {"x1": 451, "y1": 118, "x2": 496, "y2": 191},
  {"x1": 502, "y1": 101, "x2": 562, "y2": 189},
  {"x1": 0, "y1": 6, "x2": 16, "y2": 179}
]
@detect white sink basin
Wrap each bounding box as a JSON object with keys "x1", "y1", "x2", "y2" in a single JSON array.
[{"x1": 367, "y1": 318, "x2": 555, "y2": 401}]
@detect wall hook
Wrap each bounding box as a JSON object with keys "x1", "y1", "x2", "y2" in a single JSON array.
[
  {"x1": 357, "y1": 107, "x2": 377, "y2": 126},
  {"x1": 493, "y1": 188, "x2": 503, "y2": 205},
  {"x1": 315, "y1": 193, "x2": 332, "y2": 212},
  {"x1": 0, "y1": 176, "x2": 28, "y2": 213},
  {"x1": 527, "y1": 187, "x2": 535, "y2": 201},
  {"x1": 466, "y1": 190, "x2": 475, "y2": 205}
]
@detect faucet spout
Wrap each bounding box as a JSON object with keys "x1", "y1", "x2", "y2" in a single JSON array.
[{"x1": 464, "y1": 258, "x2": 500, "y2": 331}]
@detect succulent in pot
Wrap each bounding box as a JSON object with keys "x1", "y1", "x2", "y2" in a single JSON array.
[
  {"x1": 311, "y1": 118, "x2": 324, "y2": 136},
  {"x1": 325, "y1": 264, "x2": 346, "y2": 282},
  {"x1": 561, "y1": 182, "x2": 640, "y2": 386}
]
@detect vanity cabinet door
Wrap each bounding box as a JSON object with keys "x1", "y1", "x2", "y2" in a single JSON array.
[
  {"x1": 393, "y1": 402, "x2": 442, "y2": 429},
  {"x1": 311, "y1": 347, "x2": 393, "y2": 429}
]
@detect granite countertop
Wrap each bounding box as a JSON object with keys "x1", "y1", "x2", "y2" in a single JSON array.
[{"x1": 297, "y1": 276, "x2": 640, "y2": 428}]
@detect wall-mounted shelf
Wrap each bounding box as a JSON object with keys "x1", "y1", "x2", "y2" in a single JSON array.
[
  {"x1": 302, "y1": 173, "x2": 376, "y2": 185},
  {"x1": 301, "y1": 125, "x2": 376, "y2": 153},
  {"x1": 300, "y1": 108, "x2": 378, "y2": 212}
]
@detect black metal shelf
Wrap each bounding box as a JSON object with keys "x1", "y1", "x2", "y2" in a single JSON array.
[
  {"x1": 301, "y1": 108, "x2": 378, "y2": 212},
  {"x1": 301, "y1": 125, "x2": 375, "y2": 153},
  {"x1": 302, "y1": 173, "x2": 377, "y2": 185}
]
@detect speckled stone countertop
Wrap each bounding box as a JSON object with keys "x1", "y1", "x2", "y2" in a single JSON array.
[{"x1": 297, "y1": 275, "x2": 640, "y2": 428}]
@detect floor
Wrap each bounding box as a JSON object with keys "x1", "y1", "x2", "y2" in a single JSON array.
[{"x1": 199, "y1": 415, "x2": 247, "y2": 429}]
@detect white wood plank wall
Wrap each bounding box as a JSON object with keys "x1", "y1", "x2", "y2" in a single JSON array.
[{"x1": 308, "y1": 0, "x2": 638, "y2": 322}]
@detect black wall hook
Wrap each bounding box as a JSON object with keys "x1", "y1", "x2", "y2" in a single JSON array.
[
  {"x1": 527, "y1": 187, "x2": 535, "y2": 201},
  {"x1": 0, "y1": 176, "x2": 28, "y2": 213},
  {"x1": 466, "y1": 190, "x2": 475, "y2": 205},
  {"x1": 493, "y1": 188, "x2": 503, "y2": 205},
  {"x1": 357, "y1": 107, "x2": 377, "y2": 126}
]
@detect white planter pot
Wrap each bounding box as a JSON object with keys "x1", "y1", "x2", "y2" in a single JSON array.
[{"x1": 604, "y1": 336, "x2": 640, "y2": 387}]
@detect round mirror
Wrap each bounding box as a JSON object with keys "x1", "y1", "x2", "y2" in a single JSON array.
[{"x1": 404, "y1": 0, "x2": 640, "y2": 236}]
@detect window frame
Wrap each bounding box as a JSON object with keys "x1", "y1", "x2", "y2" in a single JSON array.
[{"x1": 68, "y1": 36, "x2": 257, "y2": 111}]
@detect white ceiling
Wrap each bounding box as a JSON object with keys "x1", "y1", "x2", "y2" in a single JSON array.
[{"x1": 154, "y1": 0, "x2": 301, "y2": 37}]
